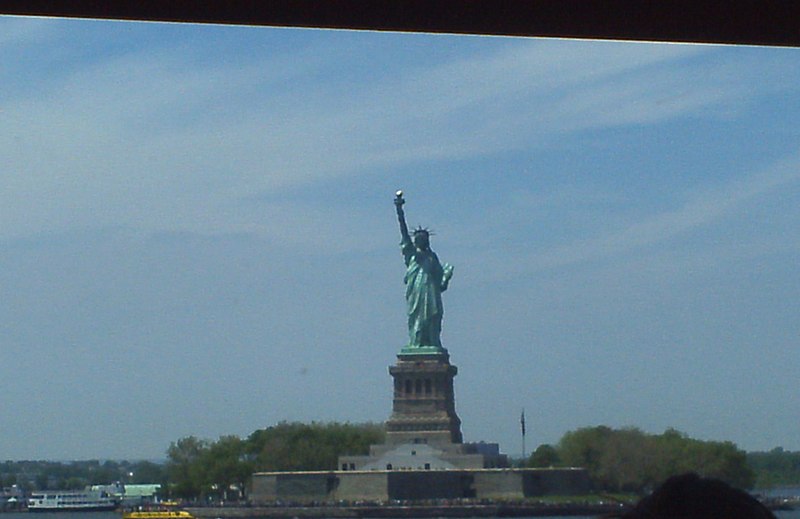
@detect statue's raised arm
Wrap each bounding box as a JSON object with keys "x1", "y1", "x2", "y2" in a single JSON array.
[
  {"x1": 394, "y1": 190, "x2": 410, "y2": 244},
  {"x1": 393, "y1": 190, "x2": 453, "y2": 353}
]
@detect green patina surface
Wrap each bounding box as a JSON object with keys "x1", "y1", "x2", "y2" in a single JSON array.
[
  {"x1": 394, "y1": 191, "x2": 453, "y2": 353},
  {"x1": 398, "y1": 345, "x2": 448, "y2": 356}
]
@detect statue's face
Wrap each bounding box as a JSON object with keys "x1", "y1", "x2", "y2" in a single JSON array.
[{"x1": 413, "y1": 232, "x2": 430, "y2": 250}]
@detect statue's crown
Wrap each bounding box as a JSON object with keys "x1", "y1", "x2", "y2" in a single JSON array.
[{"x1": 413, "y1": 226, "x2": 433, "y2": 236}]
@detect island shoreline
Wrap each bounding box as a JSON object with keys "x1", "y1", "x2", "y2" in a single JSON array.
[{"x1": 185, "y1": 503, "x2": 630, "y2": 518}]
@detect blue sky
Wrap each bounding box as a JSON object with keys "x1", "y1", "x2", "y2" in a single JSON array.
[{"x1": 1, "y1": 16, "x2": 799, "y2": 460}]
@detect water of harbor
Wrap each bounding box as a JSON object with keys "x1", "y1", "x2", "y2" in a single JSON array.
[{"x1": 3, "y1": 513, "x2": 800, "y2": 519}]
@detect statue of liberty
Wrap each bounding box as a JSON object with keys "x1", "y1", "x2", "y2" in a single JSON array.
[{"x1": 394, "y1": 191, "x2": 454, "y2": 351}]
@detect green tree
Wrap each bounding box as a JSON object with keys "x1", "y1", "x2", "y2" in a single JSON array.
[
  {"x1": 87, "y1": 460, "x2": 119, "y2": 485},
  {"x1": 748, "y1": 447, "x2": 800, "y2": 488},
  {"x1": 34, "y1": 472, "x2": 49, "y2": 490},
  {"x1": 556, "y1": 425, "x2": 754, "y2": 493},
  {"x1": 595, "y1": 428, "x2": 651, "y2": 492},
  {"x1": 129, "y1": 461, "x2": 167, "y2": 484},
  {"x1": 247, "y1": 422, "x2": 384, "y2": 472},
  {"x1": 684, "y1": 439, "x2": 754, "y2": 490},
  {"x1": 63, "y1": 477, "x2": 86, "y2": 490},
  {"x1": 166, "y1": 436, "x2": 210, "y2": 499},
  {"x1": 201, "y1": 435, "x2": 252, "y2": 501},
  {"x1": 528, "y1": 444, "x2": 560, "y2": 467},
  {"x1": 161, "y1": 422, "x2": 383, "y2": 501},
  {"x1": 559, "y1": 425, "x2": 614, "y2": 475},
  {"x1": 1, "y1": 474, "x2": 15, "y2": 488}
]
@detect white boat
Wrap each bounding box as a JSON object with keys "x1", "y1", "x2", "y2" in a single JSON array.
[{"x1": 27, "y1": 489, "x2": 118, "y2": 512}]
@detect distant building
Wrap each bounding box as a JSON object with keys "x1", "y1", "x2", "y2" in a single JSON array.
[
  {"x1": 125, "y1": 484, "x2": 161, "y2": 506},
  {"x1": 92, "y1": 483, "x2": 160, "y2": 507}
]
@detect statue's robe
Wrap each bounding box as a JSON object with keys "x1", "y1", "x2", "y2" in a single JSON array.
[{"x1": 401, "y1": 237, "x2": 446, "y2": 348}]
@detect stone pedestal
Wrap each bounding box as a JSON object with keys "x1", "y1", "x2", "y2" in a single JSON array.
[
  {"x1": 338, "y1": 347, "x2": 508, "y2": 471},
  {"x1": 385, "y1": 349, "x2": 463, "y2": 446}
]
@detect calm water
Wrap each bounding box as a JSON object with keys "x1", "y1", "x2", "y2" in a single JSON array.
[{"x1": 3, "y1": 513, "x2": 799, "y2": 519}]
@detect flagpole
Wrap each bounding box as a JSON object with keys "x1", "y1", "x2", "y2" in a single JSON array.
[{"x1": 520, "y1": 408, "x2": 526, "y2": 462}]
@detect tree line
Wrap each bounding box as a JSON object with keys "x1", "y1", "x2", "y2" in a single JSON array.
[
  {"x1": 165, "y1": 421, "x2": 384, "y2": 501},
  {"x1": 746, "y1": 447, "x2": 800, "y2": 488},
  {"x1": 527, "y1": 426, "x2": 756, "y2": 492},
  {"x1": 0, "y1": 422, "x2": 382, "y2": 502},
  {"x1": 3, "y1": 423, "x2": 798, "y2": 500},
  {"x1": 0, "y1": 459, "x2": 165, "y2": 491}
]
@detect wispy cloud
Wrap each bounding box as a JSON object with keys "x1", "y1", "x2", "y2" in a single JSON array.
[
  {"x1": 2, "y1": 19, "x2": 800, "y2": 458},
  {"x1": 491, "y1": 152, "x2": 800, "y2": 275},
  {"x1": 0, "y1": 22, "x2": 790, "y2": 242}
]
